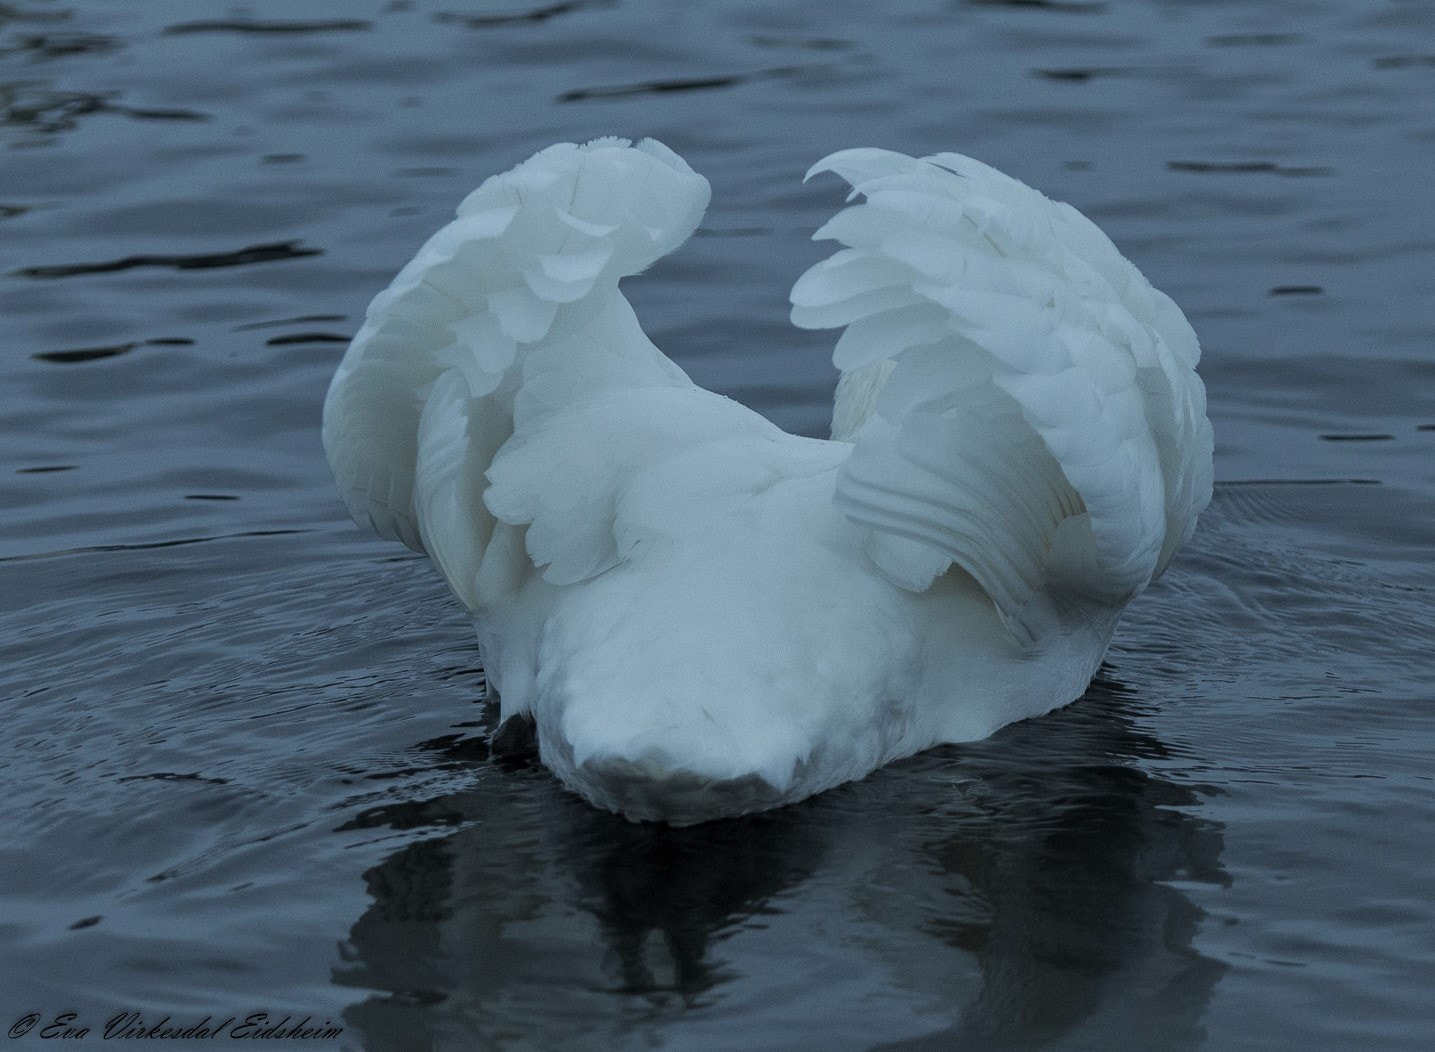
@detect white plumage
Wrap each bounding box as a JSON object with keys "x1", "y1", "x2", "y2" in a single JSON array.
[{"x1": 323, "y1": 138, "x2": 1213, "y2": 824}]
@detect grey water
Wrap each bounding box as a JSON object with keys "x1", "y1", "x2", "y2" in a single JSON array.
[{"x1": 1, "y1": 0, "x2": 1433, "y2": 1048}]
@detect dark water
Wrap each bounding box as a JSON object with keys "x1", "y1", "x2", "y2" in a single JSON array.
[{"x1": 2, "y1": 0, "x2": 1433, "y2": 1048}]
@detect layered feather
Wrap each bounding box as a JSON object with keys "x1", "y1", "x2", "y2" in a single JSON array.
[
  {"x1": 792, "y1": 149, "x2": 1213, "y2": 641},
  {"x1": 322, "y1": 137, "x2": 710, "y2": 607}
]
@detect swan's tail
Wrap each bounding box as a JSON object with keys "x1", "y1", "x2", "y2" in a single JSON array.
[
  {"x1": 793, "y1": 149, "x2": 1213, "y2": 643},
  {"x1": 322, "y1": 138, "x2": 710, "y2": 609}
]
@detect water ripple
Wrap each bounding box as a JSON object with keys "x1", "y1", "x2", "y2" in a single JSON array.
[
  {"x1": 162, "y1": 20, "x2": 373, "y2": 37},
  {"x1": 14, "y1": 241, "x2": 321, "y2": 278}
]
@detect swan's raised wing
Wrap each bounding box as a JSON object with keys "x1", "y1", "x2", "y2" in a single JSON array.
[
  {"x1": 323, "y1": 138, "x2": 711, "y2": 609},
  {"x1": 792, "y1": 149, "x2": 1213, "y2": 642}
]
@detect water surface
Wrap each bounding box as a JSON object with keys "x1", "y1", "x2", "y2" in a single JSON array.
[{"x1": 2, "y1": 1, "x2": 1433, "y2": 1049}]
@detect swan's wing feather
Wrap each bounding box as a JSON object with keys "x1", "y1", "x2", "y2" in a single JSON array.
[
  {"x1": 323, "y1": 138, "x2": 710, "y2": 608},
  {"x1": 412, "y1": 368, "x2": 501, "y2": 608},
  {"x1": 794, "y1": 149, "x2": 1213, "y2": 641}
]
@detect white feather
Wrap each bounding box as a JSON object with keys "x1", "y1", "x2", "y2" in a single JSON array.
[
  {"x1": 795, "y1": 148, "x2": 1213, "y2": 633},
  {"x1": 323, "y1": 139, "x2": 1213, "y2": 825}
]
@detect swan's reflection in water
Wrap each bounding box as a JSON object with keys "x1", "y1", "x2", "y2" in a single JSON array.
[{"x1": 335, "y1": 678, "x2": 1225, "y2": 1050}]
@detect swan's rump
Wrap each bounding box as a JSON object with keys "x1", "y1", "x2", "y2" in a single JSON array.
[{"x1": 484, "y1": 431, "x2": 931, "y2": 820}]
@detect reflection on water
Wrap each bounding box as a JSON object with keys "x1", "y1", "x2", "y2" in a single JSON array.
[{"x1": 336, "y1": 682, "x2": 1226, "y2": 1051}]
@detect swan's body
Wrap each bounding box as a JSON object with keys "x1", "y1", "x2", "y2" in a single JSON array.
[{"x1": 323, "y1": 138, "x2": 1212, "y2": 824}]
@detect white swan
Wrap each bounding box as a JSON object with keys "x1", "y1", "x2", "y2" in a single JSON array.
[{"x1": 323, "y1": 138, "x2": 1213, "y2": 824}]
